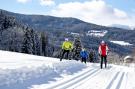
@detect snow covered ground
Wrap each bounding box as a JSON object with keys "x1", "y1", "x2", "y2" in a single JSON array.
[
  {"x1": 0, "y1": 50, "x2": 135, "y2": 89},
  {"x1": 110, "y1": 40, "x2": 133, "y2": 46},
  {"x1": 86, "y1": 30, "x2": 108, "y2": 37}
]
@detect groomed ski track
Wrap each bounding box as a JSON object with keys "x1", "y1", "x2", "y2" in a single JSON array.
[{"x1": 43, "y1": 64, "x2": 130, "y2": 89}]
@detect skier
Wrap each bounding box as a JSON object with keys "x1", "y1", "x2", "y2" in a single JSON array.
[
  {"x1": 60, "y1": 38, "x2": 73, "y2": 61},
  {"x1": 98, "y1": 40, "x2": 109, "y2": 69},
  {"x1": 80, "y1": 48, "x2": 88, "y2": 64}
]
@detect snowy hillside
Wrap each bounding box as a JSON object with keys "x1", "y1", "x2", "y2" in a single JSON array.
[
  {"x1": 86, "y1": 30, "x2": 108, "y2": 37},
  {"x1": 109, "y1": 24, "x2": 132, "y2": 30},
  {"x1": 0, "y1": 50, "x2": 135, "y2": 89},
  {"x1": 110, "y1": 41, "x2": 133, "y2": 46}
]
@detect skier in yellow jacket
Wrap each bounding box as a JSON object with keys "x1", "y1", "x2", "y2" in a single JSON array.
[{"x1": 60, "y1": 38, "x2": 73, "y2": 61}]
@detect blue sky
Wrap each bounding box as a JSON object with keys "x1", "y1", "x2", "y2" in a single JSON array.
[
  {"x1": 106, "y1": 0, "x2": 135, "y2": 13},
  {"x1": 0, "y1": 0, "x2": 135, "y2": 27}
]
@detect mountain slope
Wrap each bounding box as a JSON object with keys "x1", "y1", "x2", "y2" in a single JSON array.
[
  {"x1": 110, "y1": 24, "x2": 132, "y2": 30},
  {"x1": 0, "y1": 9, "x2": 135, "y2": 56},
  {"x1": 0, "y1": 9, "x2": 100, "y2": 32}
]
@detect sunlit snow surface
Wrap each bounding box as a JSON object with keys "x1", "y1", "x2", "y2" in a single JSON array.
[
  {"x1": 0, "y1": 50, "x2": 135, "y2": 89},
  {"x1": 110, "y1": 40, "x2": 133, "y2": 46}
]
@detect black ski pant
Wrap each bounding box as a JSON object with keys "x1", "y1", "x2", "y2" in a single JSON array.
[
  {"x1": 100, "y1": 55, "x2": 107, "y2": 69},
  {"x1": 60, "y1": 50, "x2": 70, "y2": 61},
  {"x1": 81, "y1": 57, "x2": 87, "y2": 64}
]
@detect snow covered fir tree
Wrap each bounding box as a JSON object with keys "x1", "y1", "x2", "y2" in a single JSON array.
[
  {"x1": 73, "y1": 36, "x2": 82, "y2": 61},
  {"x1": 0, "y1": 10, "x2": 49, "y2": 56}
]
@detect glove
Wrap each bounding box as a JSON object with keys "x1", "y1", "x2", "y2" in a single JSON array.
[{"x1": 107, "y1": 51, "x2": 109, "y2": 55}]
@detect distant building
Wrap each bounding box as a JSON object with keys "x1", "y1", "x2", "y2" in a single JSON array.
[{"x1": 124, "y1": 55, "x2": 134, "y2": 63}]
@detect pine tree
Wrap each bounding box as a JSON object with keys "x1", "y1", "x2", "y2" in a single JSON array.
[
  {"x1": 89, "y1": 49, "x2": 94, "y2": 62},
  {"x1": 41, "y1": 32, "x2": 48, "y2": 56},
  {"x1": 21, "y1": 27, "x2": 32, "y2": 54},
  {"x1": 35, "y1": 33, "x2": 41, "y2": 55},
  {"x1": 30, "y1": 29, "x2": 36, "y2": 54},
  {"x1": 73, "y1": 36, "x2": 82, "y2": 61}
]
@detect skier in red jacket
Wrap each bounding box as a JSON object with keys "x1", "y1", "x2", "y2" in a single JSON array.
[{"x1": 98, "y1": 40, "x2": 109, "y2": 69}]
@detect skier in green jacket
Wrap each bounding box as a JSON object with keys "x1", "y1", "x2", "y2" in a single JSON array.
[{"x1": 60, "y1": 38, "x2": 73, "y2": 61}]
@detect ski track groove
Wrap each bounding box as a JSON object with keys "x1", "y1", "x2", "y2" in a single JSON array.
[
  {"x1": 47, "y1": 68, "x2": 96, "y2": 89},
  {"x1": 116, "y1": 72, "x2": 125, "y2": 89},
  {"x1": 123, "y1": 72, "x2": 128, "y2": 89},
  {"x1": 105, "y1": 71, "x2": 125, "y2": 89},
  {"x1": 105, "y1": 72, "x2": 120, "y2": 89},
  {"x1": 71, "y1": 69, "x2": 102, "y2": 89},
  {"x1": 73, "y1": 67, "x2": 116, "y2": 89},
  {"x1": 58, "y1": 69, "x2": 100, "y2": 89},
  {"x1": 46, "y1": 65, "x2": 127, "y2": 89}
]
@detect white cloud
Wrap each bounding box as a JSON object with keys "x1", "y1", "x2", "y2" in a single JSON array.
[
  {"x1": 47, "y1": 0, "x2": 135, "y2": 27},
  {"x1": 17, "y1": 0, "x2": 31, "y2": 3},
  {"x1": 40, "y1": 0, "x2": 55, "y2": 6},
  {"x1": 114, "y1": 8, "x2": 127, "y2": 18}
]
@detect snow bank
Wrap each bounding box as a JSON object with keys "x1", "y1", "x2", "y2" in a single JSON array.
[
  {"x1": 110, "y1": 40, "x2": 133, "y2": 46},
  {"x1": 0, "y1": 50, "x2": 86, "y2": 89},
  {"x1": 86, "y1": 30, "x2": 107, "y2": 37}
]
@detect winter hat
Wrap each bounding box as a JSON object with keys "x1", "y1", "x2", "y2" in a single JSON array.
[
  {"x1": 65, "y1": 38, "x2": 69, "y2": 41},
  {"x1": 82, "y1": 48, "x2": 85, "y2": 51},
  {"x1": 101, "y1": 40, "x2": 105, "y2": 44}
]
